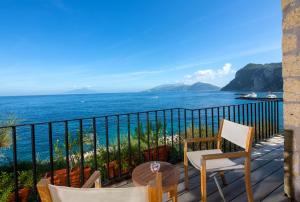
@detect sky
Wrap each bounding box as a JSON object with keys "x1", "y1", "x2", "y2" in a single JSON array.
[{"x1": 0, "y1": 0, "x2": 282, "y2": 96}]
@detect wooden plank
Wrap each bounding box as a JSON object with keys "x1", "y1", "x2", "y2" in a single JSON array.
[
  {"x1": 261, "y1": 184, "x2": 290, "y2": 202},
  {"x1": 231, "y1": 168, "x2": 284, "y2": 202}
]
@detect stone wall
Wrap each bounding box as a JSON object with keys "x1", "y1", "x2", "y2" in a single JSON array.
[{"x1": 282, "y1": 0, "x2": 300, "y2": 200}]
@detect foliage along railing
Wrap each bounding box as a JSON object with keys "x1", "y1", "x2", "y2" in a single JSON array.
[{"x1": 0, "y1": 100, "x2": 282, "y2": 202}]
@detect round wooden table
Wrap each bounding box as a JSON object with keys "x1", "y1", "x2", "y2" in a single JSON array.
[{"x1": 132, "y1": 161, "x2": 180, "y2": 202}]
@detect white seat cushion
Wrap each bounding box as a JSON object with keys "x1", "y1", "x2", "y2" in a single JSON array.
[
  {"x1": 187, "y1": 149, "x2": 244, "y2": 172},
  {"x1": 48, "y1": 185, "x2": 149, "y2": 202}
]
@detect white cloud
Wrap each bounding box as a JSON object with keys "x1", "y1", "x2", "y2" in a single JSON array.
[{"x1": 183, "y1": 63, "x2": 236, "y2": 86}]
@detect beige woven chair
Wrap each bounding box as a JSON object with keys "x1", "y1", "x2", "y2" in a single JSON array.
[
  {"x1": 184, "y1": 119, "x2": 254, "y2": 202},
  {"x1": 37, "y1": 171, "x2": 163, "y2": 202}
]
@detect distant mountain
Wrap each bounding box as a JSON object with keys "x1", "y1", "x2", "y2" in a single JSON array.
[
  {"x1": 221, "y1": 63, "x2": 283, "y2": 92},
  {"x1": 148, "y1": 82, "x2": 220, "y2": 92},
  {"x1": 65, "y1": 88, "x2": 98, "y2": 94}
]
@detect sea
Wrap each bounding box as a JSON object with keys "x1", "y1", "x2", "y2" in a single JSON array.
[{"x1": 0, "y1": 91, "x2": 283, "y2": 163}]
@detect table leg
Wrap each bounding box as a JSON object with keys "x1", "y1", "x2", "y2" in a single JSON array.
[{"x1": 168, "y1": 185, "x2": 178, "y2": 202}]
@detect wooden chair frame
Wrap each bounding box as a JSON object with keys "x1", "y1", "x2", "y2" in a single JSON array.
[
  {"x1": 184, "y1": 119, "x2": 254, "y2": 202},
  {"x1": 37, "y1": 171, "x2": 163, "y2": 202}
]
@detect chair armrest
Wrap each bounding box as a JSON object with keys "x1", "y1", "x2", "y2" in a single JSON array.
[
  {"x1": 82, "y1": 171, "x2": 101, "y2": 188},
  {"x1": 184, "y1": 137, "x2": 218, "y2": 144},
  {"x1": 201, "y1": 151, "x2": 247, "y2": 160}
]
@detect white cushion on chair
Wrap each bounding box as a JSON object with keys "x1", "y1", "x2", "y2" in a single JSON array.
[
  {"x1": 48, "y1": 185, "x2": 149, "y2": 202},
  {"x1": 187, "y1": 149, "x2": 244, "y2": 172}
]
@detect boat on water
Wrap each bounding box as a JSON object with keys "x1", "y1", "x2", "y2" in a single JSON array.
[
  {"x1": 244, "y1": 92, "x2": 257, "y2": 98},
  {"x1": 266, "y1": 93, "x2": 277, "y2": 99}
]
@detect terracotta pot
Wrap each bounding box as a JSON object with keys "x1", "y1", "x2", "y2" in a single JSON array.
[
  {"x1": 45, "y1": 166, "x2": 91, "y2": 187},
  {"x1": 105, "y1": 161, "x2": 118, "y2": 179},
  {"x1": 143, "y1": 146, "x2": 171, "y2": 162},
  {"x1": 8, "y1": 188, "x2": 30, "y2": 202},
  {"x1": 69, "y1": 167, "x2": 91, "y2": 187}
]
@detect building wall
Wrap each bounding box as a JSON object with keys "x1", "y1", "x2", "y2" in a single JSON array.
[{"x1": 282, "y1": 0, "x2": 300, "y2": 200}]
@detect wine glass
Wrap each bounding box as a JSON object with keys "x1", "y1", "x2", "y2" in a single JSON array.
[{"x1": 150, "y1": 161, "x2": 160, "y2": 173}]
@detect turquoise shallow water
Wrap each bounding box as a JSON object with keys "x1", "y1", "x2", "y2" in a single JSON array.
[{"x1": 0, "y1": 91, "x2": 283, "y2": 162}]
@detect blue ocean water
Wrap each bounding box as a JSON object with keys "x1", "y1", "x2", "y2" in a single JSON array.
[
  {"x1": 0, "y1": 91, "x2": 283, "y2": 162},
  {"x1": 0, "y1": 91, "x2": 251, "y2": 123}
]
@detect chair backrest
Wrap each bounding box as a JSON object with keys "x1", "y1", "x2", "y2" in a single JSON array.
[
  {"x1": 219, "y1": 119, "x2": 253, "y2": 151},
  {"x1": 48, "y1": 185, "x2": 149, "y2": 202},
  {"x1": 37, "y1": 173, "x2": 162, "y2": 202}
]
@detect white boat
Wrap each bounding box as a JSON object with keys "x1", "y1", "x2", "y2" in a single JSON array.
[
  {"x1": 244, "y1": 92, "x2": 257, "y2": 98},
  {"x1": 267, "y1": 93, "x2": 277, "y2": 99}
]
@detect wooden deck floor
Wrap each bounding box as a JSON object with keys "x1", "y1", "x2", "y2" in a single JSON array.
[{"x1": 116, "y1": 135, "x2": 291, "y2": 202}]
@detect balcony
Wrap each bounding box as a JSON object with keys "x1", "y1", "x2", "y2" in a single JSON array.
[{"x1": 0, "y1": 100, "x2": 285, "y2": 201}]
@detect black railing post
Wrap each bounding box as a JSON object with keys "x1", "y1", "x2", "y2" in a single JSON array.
[
  {"x1": 233, "y1": 105, "x2": 236, "y2": 122},
  {"x1": 64, "y1": 121, "x2": 70, "y2": 186},
  {"x1": 92, "y1": 117, "x2": 98, "y2": 170},
  {"x1": 178, "y1": 109, "x2": 182, "y2": 159},
  {"x1": 137, "y1": 113, "x2": 141, "y2": 163},
  {"x1": 222, "y1": 106, "x2": 226, "y2": 151},
  {"x1": 269, "y1": 101, "x2": 272, "y2": 136},
  {"x1": 205, "y1": 108, "x2": 208, "y2": 149},
  {"x1": 258, "y1": 102, "x2": 261, "y2": 140},
  {"x1": 242, "y1": 104, "x2": 245, "y2": 125},
  {"x1": 267, "y1": 101, "x2": 270, "y2": 138},
  {"x1": 228, "y1": 106, "x2": 232, "y2": 151},
  {"x1": 254, "y1": 103, "x2": 257, "y2": 142},
  {"x1": 163, "y1": 110, "x2": 166, "y2": 146},
  {"x1": 198, "y1": 109, "x2": 202, "y2": 149},
  {"x1": 171, "y1": 109, "x2": 174, "y2": 150},
  {"x1": 117, "y1": 115, "x2": 121, "y2": 177},
  {"x1": 155, "y1": 111, "x2": 159, "y2": 160},
  {"x1": 79, "y1": 119, "x2": 84, "y2": 186},
  {"x1": 211, "y1": 108, "x2": 215, "y2": 148},
  {"x1": 276, "y1": 100, "x2": 279, "y2": 132},
  {"x1": 147, "y1": 112, "x2": 150, "y2": 161},
  {"x1": 233, "y1": 106, "x2": 236, "y2": 150},
  {"x1": 105, "y1": 116, "x2": 110, "y2": 179},
  {"x1": 262, "y1": 102, "x2": 265, "y2": 139},
  {"x1": 192, "y1": 110, "x2": 195, "y2": 150},
  {"x1": 127, "y1": 114, "x2": 132, "y2": 171},
  {"x1": 250, "y1": 103, "x2": 253, "y2": 126},
  {"x1": 272, "y1": 101, "x2": 274, "y2": 136},
  {"x1": 238, "y1": 105, "x2": 241, "y2": 124},
  {"x1": 184, "y1": 109, "x2": 187, "y2": 139},
  {"x1": 12, "y1": 126, "x2": 18, "y2": 202},
  {"x1": 31, "y1": 124, "x2": 37, "y2": 200},
  {"x1": 217, "y1": 107, "x2": 220, "y2": 129},
  {"x1": 48, "y1": 123, "x2": 54, "y2": 184},
  {"x1": 246, "y1": 104, "x2": 249, "y2": 126}
]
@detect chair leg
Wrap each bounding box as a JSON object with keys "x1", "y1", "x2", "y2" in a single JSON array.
[
  {"x1": 168, "y1": 185, "x2": 178, "y2": 202},
  {"x1": 200, "y1": 166, "x2": 207, "y2": 202},
  {"x1": 219, "y1": 171, "x2": 227, "y2": 186},
  {"x1": 184, "y1": 163, "x2": 189, "y2": 190},
  {"x1": 213, "y1": 175, "x2": 226, "y2": 202},
  {"x1": 184, "y1": 145, "x2": 189, "y2": 190},
  {"x1": 244, "y1": 159, "x2": 253, "y2": 202}
]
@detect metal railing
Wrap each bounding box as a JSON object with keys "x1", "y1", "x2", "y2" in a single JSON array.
[{"x1": 0, "y1": 100, "x2": 282, "y2": 201}]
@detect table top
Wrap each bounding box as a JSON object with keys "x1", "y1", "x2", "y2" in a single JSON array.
[{"x1": 132, "y1": 161, "x2": 180, "y2": 190}]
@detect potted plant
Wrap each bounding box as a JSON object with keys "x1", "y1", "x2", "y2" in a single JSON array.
[
  {"x1": 44, "y1": 132, "x2": 93, "y2": 187},
  {"x1": 143, "y1": 145, "x2": 171, "y2": 162},
  {"x1": 0, "y1": 171, "x2": 33, "y2": 202}
]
